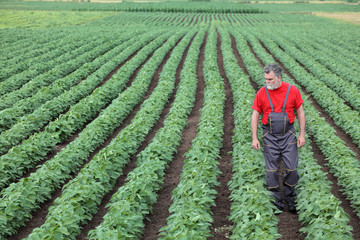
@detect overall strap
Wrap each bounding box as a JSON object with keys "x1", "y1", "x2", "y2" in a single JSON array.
[
  {"x1": 264, "y1": 87, "x2": 274, "y2": 112},
  {"x1": 264, "y1": 84, "x2": 292, "y2": 113},
  {"x1": 282, "y1": 84, "x2": 291, "y2": 112}
]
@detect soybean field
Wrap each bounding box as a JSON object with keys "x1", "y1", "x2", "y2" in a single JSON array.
[{"x1": 1, "y1": 1, "x2": 360, "y2": 239}]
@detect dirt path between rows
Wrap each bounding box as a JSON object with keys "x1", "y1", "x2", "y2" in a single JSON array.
[
  {"x1": 140, "y1": 33, "x2": 207, "y2": 239},
  {"x1": 208, "y1": 30, "x2": 234, "y2": 240}
]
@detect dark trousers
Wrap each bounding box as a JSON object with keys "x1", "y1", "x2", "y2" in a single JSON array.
[{"x1": 262, "y1": 124, "x2": 299, "y2": 208}]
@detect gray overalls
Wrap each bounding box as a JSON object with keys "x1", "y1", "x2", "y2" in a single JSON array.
[{"x1": 262, "y1": 84, "x2": 299, "y2": 208}]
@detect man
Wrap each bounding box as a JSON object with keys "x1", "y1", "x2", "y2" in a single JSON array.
[{"x1": 251, "y1": 63, "x2": 305, "y2": 213}]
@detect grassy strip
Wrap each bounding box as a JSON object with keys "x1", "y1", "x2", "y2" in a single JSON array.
[{"x1": 0, "y1": 10, "x2": 114, "y2": 29}]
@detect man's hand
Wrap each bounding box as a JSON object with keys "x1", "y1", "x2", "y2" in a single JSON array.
[
  {"x1": 297, "y1": 135, "x2": 305, "y2": 148},
  {"x1": 296, "y1": 105, "x2": 306, "y2": 148},
  {"x1": 251, "y1": 110, "x2": 261, "y2": 150},
  {"x1": 252, "y1": 138, "x2": 260, "y2": 150}
]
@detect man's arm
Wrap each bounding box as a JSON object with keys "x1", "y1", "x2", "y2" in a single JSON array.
[
  {"x1": 296, "y1": 105, "x2": 306, "y2": 148},
  {"x1": 251, "y1": 110, "x2": 261, "y2": 149}
]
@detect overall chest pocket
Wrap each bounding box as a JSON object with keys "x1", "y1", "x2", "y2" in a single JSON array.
[{"x1": 268, "y1": 112, "x2": 289, "y2": 135}]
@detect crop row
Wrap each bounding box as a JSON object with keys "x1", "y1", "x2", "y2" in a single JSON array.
[
  {"x1": 218, "y1": 27, "x2": 280, "y2": 239},
  {"x1": 0, "y1": 32, "x2": 143, "y2": 153},
  {"x1": 270, "y1": 34, "x2": 360, "y2": 112},
  {"x1": 87, "y1": 29, "x2": 199, "y2": 239},
  {"x1": 0, "y1": 28, "x2": 68, "y2": 63},
  {"x1": 174, "y1": 14, "x2": 197, "y2": 28},
  {"x1": 0, "y1": 29, "x2": 166, "y2": 191},
  {"x1": 0, "y1": 32, "x2": 93, "y2": 82},
  {"x1": 228, "y1": 15, "x2": 251, "y2": 26},
  {"x1": 0, "y1": 30, "x2": 138, "y2": 134},
  {"x1": 0, "y1": 34, "x2": 131, "y2": 130},
  {"x1": 313, "y1": 38, "x2": 360, "y2": 68},
  {"x1": 0, "y1": 34, "x2": 114, "y2": 98},
  {"x1": 287, "y1": 36, "x2": 360, "y2": 85},
  {"x1": 130, "y1": 12, "x2": 276, "y2": 29},
  {"x1": 0, "y1": 29, "x2": 182, "y2": 238},
  {"x1": 23, "y1": 29, "x2": 186, "y2": 240},
  {"x1": 82, "y1": 13, "x2": 136, "y2": 28},
  {"x1": 149, "y1": 13, "x2": 186, "y2": 28},
  {"x1": 85, "y1": 12, "x2": 269, "y2": 29},
  {"x1": 236, "y1": 28, "x2": 354, "y2": 238},
  {"x1": 159, "y1": 27, "x2": 225, "y2": 239},
  {"x1": 1, "y1": 35, "x2": 64, "y2": 75},
  {"x1": 0, "y1": 32, "x2": 38, "y2": 57},
  {"x1": 324, "y1": 32, "x2": 360, "y2": 59},
  {"x1": 243, "y1": 13, "x2": 275, "y2": 25},
  {"x1": 148, "y1": 13, "x2": 204, "y2": 28},
  {"x1": 0, "y1": 19, "x2": 358, "y2": 240},
  {"x1": 0, "y1": 34, "x2": 116, "y2": 107},
  {"x1": 70, "y1": 2, "x2": 265, "y2": 14}
]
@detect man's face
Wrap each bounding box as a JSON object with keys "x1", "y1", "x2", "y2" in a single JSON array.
[{"x1": 265, "y1": 71, "x2": 281, "y2": 90}]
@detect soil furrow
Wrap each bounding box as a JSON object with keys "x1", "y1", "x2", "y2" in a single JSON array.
[
  {"x1": 225, "y1": 14, "x2": 233, "y2": 25},
  {"x1": 208, "y1": 30, "x2": 234, "y2": 240},
  {"x1": 188, "y1": 14, "x2": 195, "y2": 26},
  {"x1": 230, "y1": 35, "x2": 257, "y2": 90},
  {"x1": 140, "y1": 32, "x2": 207, "y2": 240},
  {"x1": 193, "y1": 14, "x2": 199, "y2": 26}
]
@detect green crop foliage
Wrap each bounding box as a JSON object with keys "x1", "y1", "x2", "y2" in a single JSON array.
[{"x1": 0, "y1": 5, "x2": 359, "y2": 240}]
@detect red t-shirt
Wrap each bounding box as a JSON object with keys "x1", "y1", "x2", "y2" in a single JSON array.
[{"x1": 252, "y1": 82, "x2": 303, "y2": 125}]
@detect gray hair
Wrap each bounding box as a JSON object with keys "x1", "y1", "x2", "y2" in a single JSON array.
[{"x1": 264, "y1": 64, "x2": 282, "y2": 78}]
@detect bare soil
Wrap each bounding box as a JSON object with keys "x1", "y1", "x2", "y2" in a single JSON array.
[
  {"x1": 208, "y1": 31, "x2": 234, "y2": 240},
  {"x1": 139, "y1": 32, "x2": 207, "y2": 240}
]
